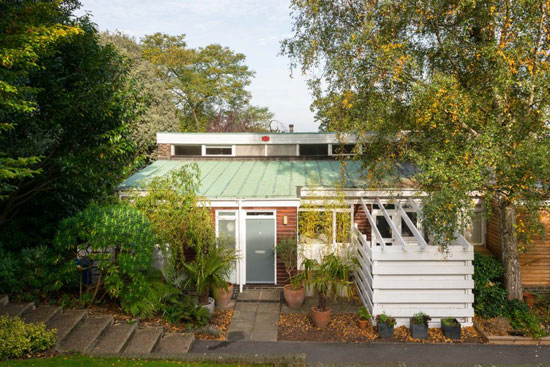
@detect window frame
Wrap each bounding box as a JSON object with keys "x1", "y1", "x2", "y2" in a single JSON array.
[{"x1": 202, "y1": 145, "x2": 235, "y2": 156}]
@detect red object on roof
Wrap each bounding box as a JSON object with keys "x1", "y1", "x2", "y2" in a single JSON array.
[{"x1": 262, "y1": 136, "x2": 270, "y2": 141}]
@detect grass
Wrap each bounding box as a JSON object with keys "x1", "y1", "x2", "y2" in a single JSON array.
[{"x1": 0, "y1": 355, "x2": 270, "y2": 367}]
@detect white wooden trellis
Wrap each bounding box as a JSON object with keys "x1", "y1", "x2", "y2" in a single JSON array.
[{"x1": 353, "y1": 197, "x2": 475, "y2": 327}]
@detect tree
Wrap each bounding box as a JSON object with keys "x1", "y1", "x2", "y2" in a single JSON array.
[
  {"x1": 0, "y1": 3, "x2": 144, "y2": 249},
  {"x1": 142, "y1": 33, "x2": 272, "y2": 132},
  {"x1": 0, "y1": 0, "x2": 82, "y2": 200},
  {"x1": 283, "y1": 0, "x2": 550, "y2": 299},
  {"x1": 100, "y1": 32, "x2": 181, "y2": 161}
]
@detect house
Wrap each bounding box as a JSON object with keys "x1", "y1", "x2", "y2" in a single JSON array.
[{"x1": 118, "y1": 131, "x2": 548, "y2": 325}]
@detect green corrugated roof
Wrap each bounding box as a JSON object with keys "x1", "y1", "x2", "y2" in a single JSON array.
[{"x1": 118, "y1": 159, "x2": 366, "y2": 198}]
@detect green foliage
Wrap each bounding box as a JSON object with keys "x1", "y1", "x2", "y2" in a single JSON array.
[
  {"x1": 358, "y1": 306, "x2": 372, "y2": 321},
  {"x1": 142, "y1": 33, "x2": 272, "y2": 132},
  {"x1": 304, "y1": 253, "x2": 355, "y2": 311},
  {"x1": 0, "y1": 3, "x2": 144, "y2": 257},
  {"x1": 411, "y1": 312, "x2": 431, "y2": 326},
  {"x1": 132, "y1": 165, "x2": 214, "y2": 266},
  {"x1": 0, "y1": 316, "x2": 56, "y2": 360},
  {"x1": 55, "y1": 203, "x2": 161, "y2": 318},
  {"x1": 376, "y1": 313, "x2": 396, "y2": 327},
  {"x1": 180, "y1": 239, "x2": 237, "y2": 303},
  {"x1": 441, "y1": 318, "x2": 459, "y2": 327},
  {"x1": 283, "y1": 0, "x2": 550, "y2": 296},
  {"x1": 100, "y1": 32, "x2": 181, "y2": 162},
  {"x1": 506, "y1": 300, "x2": 547, "y2": 339},
  {"x1": 161, "y1": 293, "x2": 210, "y2": 327},
  {"x1": 0, "y1": 245, "x2": 74, "y2": 301},
  {"x1": 275, "y1": 237, "x2": 300, "y2": 288},
  {"x1": 473, "y1": 254, "x2": 508, "y2": 318}
]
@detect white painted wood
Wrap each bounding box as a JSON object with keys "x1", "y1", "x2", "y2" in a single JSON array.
[
  {"x1": 158, "y1": 132, "x2": 358, "y2": 145},
  {"x1": 376, "y1": 198, "x2": 406, "y2": 250},
  {"x1": 374, "y1": 265, "x2": 474, "y2": 275},
  {"x1": 373, "y1": 279, "x2": 474, "y2": 289},
  {"x1": 372, "y1": 308, "x2": 474, "y2": 318},
  {"x1": 371, "y1": 249, "x2": 474, "y2": 261},
  {"x1": 397, "y1": 203, "x2": 428, "y2": 249},
  {"x1": 373, "y1": 293, "x2": 474, "y2": 304},
  {"x1": 360, "y1": 198, "x2": 386, "y2": 249}
]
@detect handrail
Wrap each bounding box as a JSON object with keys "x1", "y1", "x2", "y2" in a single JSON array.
[{"x1": 397, "y1": 202, "x2": 428, "y2": 249}]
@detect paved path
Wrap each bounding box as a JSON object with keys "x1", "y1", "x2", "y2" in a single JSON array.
[
  {"x1": 191, "y1": 340, "x2": 550, "y2": 366},
  {"x1": 226, "y1": 289, "x2": 280, "y2": 342}
]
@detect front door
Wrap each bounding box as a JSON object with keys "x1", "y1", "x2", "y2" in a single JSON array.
[{"x1": 246, "y1": 212, "x2": 275, "y2": 283}]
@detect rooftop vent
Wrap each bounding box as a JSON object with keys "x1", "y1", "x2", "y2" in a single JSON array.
[{"x1": 289, "y1": 124, "x2": 294, "y2": 133}]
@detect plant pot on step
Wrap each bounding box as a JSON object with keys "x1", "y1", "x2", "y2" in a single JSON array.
[
  {"x1": 410, "y1": 320, "x2": 429, "y2": 339},
  {"x1": 358, "y1": 319, "x2": 370, "y2": 331},
  {"x1": 213, "y1": 282, "x2": 233, "y2": 307},
  {"x1": 441, "y1": 318, "x2": 461, "y2": 340},
  {"x1": 377, "y1": 322, "x2": 395, "y2": 339},
  {"x1": 311, "y1": 306, "x2": 331, "y2": 328},
  {"x1": 284, "y1": 284, "x2": 305, "y2": 309}
]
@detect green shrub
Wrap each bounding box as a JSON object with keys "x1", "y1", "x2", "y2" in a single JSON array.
[
  {"x1": 506, "y1": 300, "x2": 547, "y2": 338},
  {"x1": 0, "y1": 316, "x2": 57, "y2": 360},
  {"x1": 358, "y1": 306, "x2": 371, "y2": 321},
  {"x1": 441, "y1": 317, "x2": 459, "y2": 327},
  {"x1": 472, "y1": 253, "x2": 508, "y2": 318},
  {"x1": 412, "y1": 312, "x2": 431, "y2": 326},
  {"x1": 161, "y1": 294, "x2": 210, "y2": 327},
  {"x1": 55, "y1": 203, "x2": 161, "y2": 318},
  {"x1": 376, "y1": 313, "x2": 396, "y2": 326}
]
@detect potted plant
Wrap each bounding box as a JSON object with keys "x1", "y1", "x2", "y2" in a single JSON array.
[
  {"x1": 410, "y1": 312, "x2": 431, "y2": 339},
  {"x1": 276, "y1": 237, "x2": 305, "y2": 309},
  {"x1": 181, "y1": 240, "x2": 237, "y2": 316},
  {"x1": 376, "y1": 313, "x2": 396, "y2": 338},
  {"x1": 213, "y1": 281, "x2": 233, "y2": 307},
  {"x1": 306, "y1": 254, "x2": 350, "y2": 328},
  {"x1": 441, "y1": 317, "x2": 461, "y2": 340},
  {"x1": 358, "y1": 306, "x2": 371, "y2": 330}
]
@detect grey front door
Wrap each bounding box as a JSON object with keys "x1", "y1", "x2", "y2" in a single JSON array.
[{"x1": 246, "y1": 217, "x2": 275, "y2": 283}]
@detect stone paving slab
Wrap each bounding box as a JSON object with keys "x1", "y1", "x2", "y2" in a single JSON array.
[
  {"x1": 93, "y1": 322, "x2": 137, "y2": 354},
  {"x1": 57, "y1": 315, "x2": 113, "y2": 353},
  {"x1": 234, "y1": 303, "x2": 258, "y2": 312},
  {"x1": 23, "y1": 305, "x2": 61, "y2": 325},
  {"x1": 237, "y1": 289, "x2": 261, "y2": 302},
  {"x1": 156, "y1": 333, "x2": 195, "y2": 353},
  {"x1": 0, "y1": 302, "x2": 35, "y2": 317},
  {"x1": 258, "y1": 289, "x2": 281, "y2": 302},
  {"x1": 123, "y1": 327, "x2": 163, "y2": 354},
  {"x1": 257, "y1": 303, "x2": 280, "y2": 313},
  {"x1": 47, "y1": 309, "x2": 88, "y2": 345},
  {"x1": 232, "y1": 309, "x2": 257, "y2": 322}
]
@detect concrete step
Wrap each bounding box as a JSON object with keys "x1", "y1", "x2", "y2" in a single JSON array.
[
  {"x1": 47, "y1": 309, "x2": 88, "y2": 346},
  {"x1": 23, "y1": 305, "x2": 62, "y2": 325},
  {"x1": 0, "y1": 302, "x2": 35, "y2": 317},
  {"x1": 57, "y1": 314, "x2": 113, "y2": 353},
  {"x1": 155, "y1": 333, "x2": 195, "y2": 353},
  {"x1": 0, "y1": 295, "x2": 8, "y2": 306},
  {"x1": 92, "y1": 322, "x2": 137, "y2": 354},
  {"x1": 123, "y1": 327, "x2": 163, "y2": 354}
]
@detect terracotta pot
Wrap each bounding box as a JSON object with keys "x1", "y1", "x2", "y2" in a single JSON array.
[
  {"x1": 213, "y1": 282, "x2": 233, "y2": 307},
  {"x1": 358, "y1": 319, "x2": 369, "y2": 331},
  {"x1": 284, "y1": 284, "x2": 305, "y2": 309},
  {"x1": 523, "y1": 291, "x2": 536, "y2": 308},
  {"x1": 311, "y1": 306, "x2": 331, "y2": 328}
]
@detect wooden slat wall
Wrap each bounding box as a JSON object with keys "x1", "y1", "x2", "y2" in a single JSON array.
[{"x1": 486, "y1": 204, "x2": 550, "y2": 288}]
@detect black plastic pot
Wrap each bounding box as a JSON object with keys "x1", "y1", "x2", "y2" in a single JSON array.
[
  {"x1": 378, "y1": 322, "x2": 395, "y2": 338},
  {"x1": 410, "y1": 320, "x2": 428, "y2": 339},
  {"x1": 441, "y1": 319, "x2": 461, "y2": 340}
]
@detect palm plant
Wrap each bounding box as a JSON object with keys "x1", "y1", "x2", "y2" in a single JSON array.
[{"x1": 180, "y1": 239, "x2": 237, "y2": 304}]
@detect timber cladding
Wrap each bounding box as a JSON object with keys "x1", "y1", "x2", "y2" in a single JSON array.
[
  {"x1": 210, "y1": 207, "x2": 298, "y2": 285},
  {"x1": 486, "y1": 205, "x2": 550, "y2": 288}
]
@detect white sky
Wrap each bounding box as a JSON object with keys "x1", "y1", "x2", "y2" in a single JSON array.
[{"x1": 76, "y1": 0, "x2": 318, "y2": 132}]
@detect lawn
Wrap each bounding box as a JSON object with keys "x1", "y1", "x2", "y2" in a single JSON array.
[{"x1": 0, "y1": 356, "x2": 270, "y2": 367}]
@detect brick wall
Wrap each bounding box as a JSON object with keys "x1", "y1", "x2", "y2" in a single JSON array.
[
  {"x1": 353, "y1": 203, "x2": 372, "y2": 240},
  {"x1": 157, "y1": 144, "x2": 171, "y2": 160}
]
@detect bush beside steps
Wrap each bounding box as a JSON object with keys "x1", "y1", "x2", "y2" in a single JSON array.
[{"x1": 0, "y1": 295, "x2": 195, "y2": 360}]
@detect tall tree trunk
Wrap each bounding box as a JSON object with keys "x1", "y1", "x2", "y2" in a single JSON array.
[{"x1": 499, "y1": 198, "x2": 523, "y2": 300}]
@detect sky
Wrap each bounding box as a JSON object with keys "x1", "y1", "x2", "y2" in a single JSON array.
[{"x1": 75, "y1": 0, "x2": 318, "y2": 132}]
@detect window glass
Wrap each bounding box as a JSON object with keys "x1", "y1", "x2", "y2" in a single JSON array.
[
  {"x1": 218, "y1": 219, "x2": 236, "y2": 249},
  {"x1": 465, "y1": 215, "x2": 483, "y2": 244},
  {"x1": 331, "y1": 144, "x2": 356, "y2": 155},
  {"x1": 376, "y1": 215, "x2": 392, "y2": 238},
  {"x1": 298, "y1": 211, "x2": 332, "y2": 244},
  {"x1": 299, "y1": 144, "x2": 329, "y2": 156},
  {"x1": 205, "y1": 146, "x2": 232, "y2": 155},
  {"x1": 174, "y1": 145, "x2": 201, "y2": 155},
  {"x1": 401, "y1": 212, "x2": 418, "y2": 237}
]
